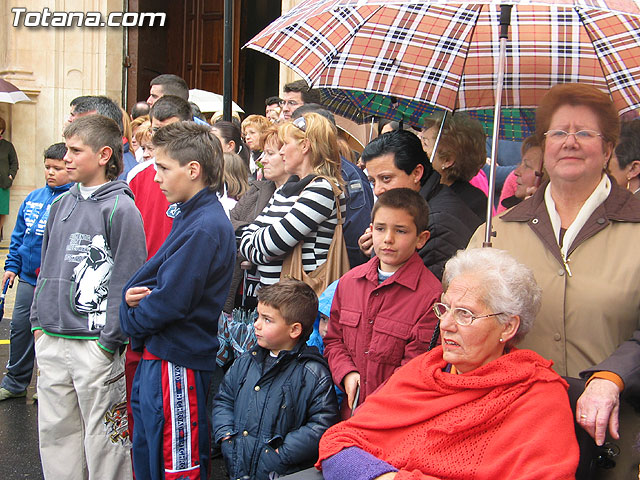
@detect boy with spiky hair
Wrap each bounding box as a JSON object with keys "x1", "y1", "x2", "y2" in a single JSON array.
[
  {"x1": 121, "y1": 121, "x2": 236, "y2": 480},
  {"x1": 32, "y1": 115, "x2": 147, "y2": 479}
]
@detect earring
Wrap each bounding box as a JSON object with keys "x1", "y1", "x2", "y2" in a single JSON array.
[
  {"x1": 627, "y1": 176, "x2": 632, "y2": 191},
  {"x1": 499, "y1": 338, "x2": 504, "y2": 343}
]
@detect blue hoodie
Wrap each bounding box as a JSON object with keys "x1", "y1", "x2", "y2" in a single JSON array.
[
  {"x1": 5, "y1": 183, "x2": 73, "y2": 286},
  {"x1": 120, "y1": 187, "x2": 236, "y2": 371}
]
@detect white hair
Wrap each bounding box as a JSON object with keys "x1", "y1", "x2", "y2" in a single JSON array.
[{"x1": 442, "y1": 248, "x2": 542, "y2": 347}]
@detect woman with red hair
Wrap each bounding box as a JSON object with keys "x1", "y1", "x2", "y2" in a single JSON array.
[{"x1": 470, "y1": 83, "x2": 640, "y2": 478}]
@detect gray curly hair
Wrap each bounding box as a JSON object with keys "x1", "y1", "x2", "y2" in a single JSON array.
[{"x1": 442, "y1": 248, "x2": 542, "y2": 347}]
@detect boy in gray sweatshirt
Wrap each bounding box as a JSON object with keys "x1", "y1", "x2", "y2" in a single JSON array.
[{"x1": 30, "y1": 115, "x2": 147, "y2": 480}]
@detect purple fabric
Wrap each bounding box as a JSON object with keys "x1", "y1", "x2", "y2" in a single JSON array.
[{"x1": 322, "y1": 446, "x2": 397, "y2": 480}]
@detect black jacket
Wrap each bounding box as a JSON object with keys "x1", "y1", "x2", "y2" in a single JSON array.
[
  {"x1": 419, "y1": 169, "x2": 482, "y2": 279},
  {"x1": 213, "y1": 342, "x2": 339, "y2": 480},
  {"x1": 449, "y1": 179, "x2": 488, "y2": 222}
]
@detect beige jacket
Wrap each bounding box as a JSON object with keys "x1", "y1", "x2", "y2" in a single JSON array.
[
  {"x1": 469, "y1": 181, "x2": 640, "y2": 389},
  {"x1": 470, "y1": 179, "x2": 640, "y2": 479}
]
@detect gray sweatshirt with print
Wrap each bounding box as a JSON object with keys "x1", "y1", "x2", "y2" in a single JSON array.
[{"x1": 30, "y1": 181, "x2": 147, "y2": 353}]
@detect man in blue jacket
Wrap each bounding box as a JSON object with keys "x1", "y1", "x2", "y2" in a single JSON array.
[{"x1": 0, "y1": 143, "x2": 72, "y2": 400}]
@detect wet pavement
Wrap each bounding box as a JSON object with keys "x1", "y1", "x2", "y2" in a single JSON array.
[
  {"x1": 0, "y1": 239, "x2": 227, "y2": 479},
  {"x1": 0, "y1": 239, "x2": 42, "y2": 479}
]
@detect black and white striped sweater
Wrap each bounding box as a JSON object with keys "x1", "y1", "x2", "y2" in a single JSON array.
[{"x1": 239, "y1": 175, "x2": 346, "y2": 286}]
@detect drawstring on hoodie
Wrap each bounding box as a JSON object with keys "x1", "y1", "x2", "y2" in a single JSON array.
[
  {"x1": 61, "y1": 194, "x2": 79, "y2": 222},
  {"x1": 61, "y1": 185, "x2": 107, "y2": 222}
]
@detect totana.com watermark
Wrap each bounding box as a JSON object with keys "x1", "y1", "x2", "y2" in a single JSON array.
[{"x1": 11, "y1": 7, "x2": 166, "y2": 27}]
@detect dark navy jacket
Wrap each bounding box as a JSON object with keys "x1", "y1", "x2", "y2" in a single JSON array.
[
  {"x1": 419, "y1": 168, "x2": 482, "y2": 280},
  {"x1": 213, "y1": 342, "x2": 339, "y2": 480},
  {"x1": 118, "y1": 141, "x2": 138, "y2": 181},
  {"x1": 120, "y1": 187, "x2": 236, "y2": 371},
  {"x1": 341, "y1": 158, "x2": 374, "y2": 268}
]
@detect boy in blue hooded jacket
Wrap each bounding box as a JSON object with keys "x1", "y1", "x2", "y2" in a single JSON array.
[{"x1": 0, "y1": 143, "x2": 73, "y2": 401}]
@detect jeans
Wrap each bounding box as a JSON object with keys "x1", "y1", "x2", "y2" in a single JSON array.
[{"x1": 1, "y1": 281, "x2": 35, "y2": 393}]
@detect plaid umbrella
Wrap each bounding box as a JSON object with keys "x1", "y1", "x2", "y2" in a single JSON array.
[
  {"x1": 248, "y1": 0, "x2": 640, "y2": 242},
  {"x1": 0, "y1": 78, "x2": 29, "y2": 104},
  {"x1": 247, "y1": 0, "x2": 640, "y2": 115},
  {"x1": 320, "y1": 88, "x2": 536, "y2": 140}
]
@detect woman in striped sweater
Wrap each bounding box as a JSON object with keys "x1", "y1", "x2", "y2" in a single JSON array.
[{"x1": 239, "y1": 112, "x2": 345, "y2": 286}]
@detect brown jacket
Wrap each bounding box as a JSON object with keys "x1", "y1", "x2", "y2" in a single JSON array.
[
  {"x1": 470, "y1": 179, "x2": 640, "y2": 480},
  {"x1": 469, "y1": 181, "x2": 640, "y2": 396}
]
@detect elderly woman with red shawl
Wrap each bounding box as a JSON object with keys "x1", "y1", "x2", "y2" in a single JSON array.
[{"x1": 317, "y1": 248, "x2": 579, "y2": 480}]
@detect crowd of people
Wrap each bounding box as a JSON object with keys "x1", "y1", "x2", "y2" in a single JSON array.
[{"x1": 0, "y1": 73, "x2": 638, "y2": 480}]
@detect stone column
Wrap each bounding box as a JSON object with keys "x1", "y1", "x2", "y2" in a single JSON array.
[{"x1": 0, "y1": 0, "x2": 124, "y2": 233}]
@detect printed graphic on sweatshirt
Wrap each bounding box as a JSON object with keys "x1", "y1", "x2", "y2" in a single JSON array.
[
  {"x1": 70, "y1": 234, "x2": 113, "y2": 330},
  {"x1": 23, "y1": 200, "x2": 51, "y2": 237}
]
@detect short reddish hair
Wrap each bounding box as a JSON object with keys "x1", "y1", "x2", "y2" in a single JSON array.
[{"x1": 535, "y1": 84, "x2": 619, "y2": 149}]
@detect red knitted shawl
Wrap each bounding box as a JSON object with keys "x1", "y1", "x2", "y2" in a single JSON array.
[{"x1": 317, "y1": 347, "x2": 579, "y2": 480}]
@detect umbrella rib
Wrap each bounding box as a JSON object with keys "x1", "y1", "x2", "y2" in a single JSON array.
[{"x1": 452, "y1": 6, "x2": 483, "y2": 112}]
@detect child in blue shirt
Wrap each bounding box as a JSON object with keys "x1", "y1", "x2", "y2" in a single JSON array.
[{"x1": 0, "y1": 143, "x2": 72, "y2": 401}]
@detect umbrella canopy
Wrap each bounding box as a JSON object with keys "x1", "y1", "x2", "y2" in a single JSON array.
[
  {"x1": 246, "y1": 0, "x2": 640, "y2": 116},
  {"x1": 319, "y1": 87, "x2": 535, "y2": 140},
  {"x1": 0, "y1": 78, "x2": 29, "y2": 104},
  {"x1": 188, "y1": 89, "x2": 244, "y2": 114}
]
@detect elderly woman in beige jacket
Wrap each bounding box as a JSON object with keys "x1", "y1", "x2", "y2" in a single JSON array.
[{"x1": 469, "y1": 83, "x2": 640, "y2": 479}]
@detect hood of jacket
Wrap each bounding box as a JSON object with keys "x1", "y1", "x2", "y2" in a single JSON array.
[{"x1": 67, "y1": 179, "x2": 135, "y2": 201}]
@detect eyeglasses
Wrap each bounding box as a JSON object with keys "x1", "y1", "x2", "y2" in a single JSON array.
[
  {"x1": 292, "y1": 116, "x2": 307, "y2": 133},
  {"x1": 279, "y1": 100, "x2": 300, "y2": 107},
  {"x1": 544, "y1": 129, "x2": 603, "y2": 143},
  {"x1": 432, "y1": 302, "x2": 504, "y2": 326}
]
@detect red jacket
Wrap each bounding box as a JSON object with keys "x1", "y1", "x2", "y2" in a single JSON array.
[
  {"x1": 128, "y1": 161, "x2": 173, "y2": 259},
  {"x1": 317, "y1": 347, "x2": 579, "y2": 480},
  {"x1": 324, "y1": 252, "x2": 441, "y2": 412}
]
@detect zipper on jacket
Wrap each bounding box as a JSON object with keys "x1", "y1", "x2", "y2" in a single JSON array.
[{"x1": 561, "y1": 253, "x2": 572, "y2": 277}]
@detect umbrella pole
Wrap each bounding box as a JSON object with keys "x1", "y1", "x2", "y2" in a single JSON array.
[
  {"x1": 484, "y1": 4, "x2": 512, "y2": 247},
  {"x1": 222, "y1": 0, "x2": 234, "y2": 122},
  {"x1": 430, "y1": 111, "x2": 447, "y2": 164}
]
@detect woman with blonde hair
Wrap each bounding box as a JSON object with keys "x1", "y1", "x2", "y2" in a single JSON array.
[
  {"x1": 223, "y1": 152, "x2": 250, "y2": 202},
  {"x1": 136, "y1": 122, "x2": 155, "y2": 163},
  {"x1": 239, "y1": 113, "x2": 345, "y2": 286},
  {"x1": 241, "y1": 115, "x2": 271, "y2": 178},
  {"x1": 130, "y1": 115, "x2": 149, "y2": 161}
]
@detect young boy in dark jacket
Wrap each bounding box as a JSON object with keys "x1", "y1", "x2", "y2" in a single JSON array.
[
  {"x1": 121, "y1": 122, "x2": 236, "y2": 480},
  {"x1": 214, "y1": 279, "x2": 339, "y2": 480}
]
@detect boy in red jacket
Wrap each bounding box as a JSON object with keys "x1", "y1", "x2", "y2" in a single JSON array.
[{"x1": 323, "y1": 188, "x2": 441, "y2": 418}]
